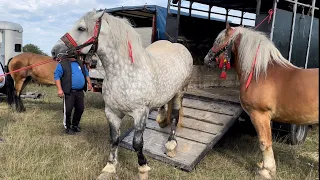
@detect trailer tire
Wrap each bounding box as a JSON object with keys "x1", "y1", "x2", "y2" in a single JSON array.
[{"x1": 289, "y1": 124, "x2": 308, "y2": 145}]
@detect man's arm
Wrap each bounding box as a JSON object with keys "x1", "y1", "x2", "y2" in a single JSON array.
[
  {"x1": 84, "y1": 66, "x2": 92, "y2": 90},
  {"x1": 54, "y1": 64, "x2": 64, "y2": 97}
]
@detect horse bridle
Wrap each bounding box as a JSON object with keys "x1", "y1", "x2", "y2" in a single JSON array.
[
  {"x1": 208, "y1": 28, "x2": 236, "y2": 66},
  {"x1": 58, "y1": 11, "x2": 105, "y2": 59}
]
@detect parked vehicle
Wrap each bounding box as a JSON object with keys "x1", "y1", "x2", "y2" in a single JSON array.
[{"x1": 0, "y1": 21, "x2": 23, "y2": 68}]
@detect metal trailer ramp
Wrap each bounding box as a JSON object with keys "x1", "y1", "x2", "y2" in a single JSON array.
[{"x1": 120, "y1": 91, "x2": 243, "y2": 172}]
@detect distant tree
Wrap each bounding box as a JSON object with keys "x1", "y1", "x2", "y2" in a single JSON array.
[{"x1": 23, "y1": 44, "x2": 48, "y2": 56}]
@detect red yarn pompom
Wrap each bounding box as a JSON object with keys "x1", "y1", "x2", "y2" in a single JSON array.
[
  {"x1": 220, "y1": 71, "x2": 227, "y2": 79},
  {"x1": 226, "y1": 62, "x2": 231, "y2": 70}
]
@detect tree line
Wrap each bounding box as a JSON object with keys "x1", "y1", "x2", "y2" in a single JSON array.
[{"x1": 23, "y1": 44, "x2": 48, "y2": 56}]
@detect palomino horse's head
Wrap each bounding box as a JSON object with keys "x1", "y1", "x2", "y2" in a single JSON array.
[
  {"x1": 51, "y1": 9, "x2": 105, "y2": 65},
  {"x1": 204, "y1": 23, "x2": 236, "y2": 68}
]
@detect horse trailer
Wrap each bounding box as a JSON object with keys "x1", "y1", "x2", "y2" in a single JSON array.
[
  {"x1": 88, "y1": 2, "x2": 318, "y2": 172},
  {"x1": 165, "y1": 0, "x2": 318, "y2": 146},
  {"x1": 0, "y1": 21, "x2": 23, "y2": 68}
]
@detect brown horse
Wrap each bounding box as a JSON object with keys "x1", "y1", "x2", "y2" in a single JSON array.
[
  {"x1": 204, "y1": 24, "x2": 319, "y2": 179},
  {"x1": 6, "y1": 52, "x2": 58, "y2": 112}
]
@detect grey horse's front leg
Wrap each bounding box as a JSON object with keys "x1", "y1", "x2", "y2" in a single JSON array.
[
  {"x1": 132, "y1": 108, "x2": 151, "y2": 180},
  {"x1": 98, "y1": 108, "x2": 124, "y2": 179}
]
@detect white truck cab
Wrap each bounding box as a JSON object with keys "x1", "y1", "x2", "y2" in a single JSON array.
[{"x1": 0, "y1": 21, "x2": 23, "y2": 68}]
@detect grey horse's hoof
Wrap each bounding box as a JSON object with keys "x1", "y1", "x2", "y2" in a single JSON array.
[
  {"x1": 156, "y1": 116, "x2": 169, "y2": 128},
  {"x1": 138, "y1": 165, "x2": 151, "y2": 180},
  {"x1": 97, "y1": 172, "x2": 117, "y2": 180},
  {"x1": 158, "y1": 121, "x2": 169, "y2": 128},
  {"x1": 165, "y1": 140, "x2": 177, "y2": 158}
]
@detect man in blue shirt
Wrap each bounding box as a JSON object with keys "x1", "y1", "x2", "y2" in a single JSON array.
[{"x1": 54, "y1": 58, "x2": 92, "y2": 135}]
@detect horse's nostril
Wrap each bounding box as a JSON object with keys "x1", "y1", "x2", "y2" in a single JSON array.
[{"x1": 51, "y1": 49, "x2": 56, "y2": 57}]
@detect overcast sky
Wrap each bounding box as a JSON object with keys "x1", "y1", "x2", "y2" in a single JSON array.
[{"x1": 0, "y1": 0, "x2": 255, "y2": 55}]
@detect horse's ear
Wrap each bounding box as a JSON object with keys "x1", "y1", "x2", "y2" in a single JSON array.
[
  {"x1": 93, "y1": 11, "x2": 104, "y2": 20},
  {"x1": 226, "y1": 22, "x2": 231, "y2": 30}
]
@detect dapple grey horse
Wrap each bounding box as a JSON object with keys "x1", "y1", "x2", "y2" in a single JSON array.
[{"x1": 51, "y1": 9, "x2": 193, "y2": 180}]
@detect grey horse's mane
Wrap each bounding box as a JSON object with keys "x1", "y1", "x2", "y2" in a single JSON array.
[
  {"x1": 80, "y1": 10, "x2": 147, "y2": 65},
  {"x1": 215, "y1": 27, "x2": 297, "y2": 81}
]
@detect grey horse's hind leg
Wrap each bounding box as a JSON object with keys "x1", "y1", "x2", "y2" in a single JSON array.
[
  {"x1": 156, "y1": 102, "x2": 172, "y2": 128},
  {"x1": 132, "y1": 107, "x2": 151, "y2": 180},
  {"x1": 165, "y1": 92, "x2": 183, "y2": 158},
  {"x1": 98, "y1": 108, "x2": 124, "y2": 179}
]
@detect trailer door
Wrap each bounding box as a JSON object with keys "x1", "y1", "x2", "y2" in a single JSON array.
[{"x1": 0, "y1": 30, "x2": 4, "y2": 67}]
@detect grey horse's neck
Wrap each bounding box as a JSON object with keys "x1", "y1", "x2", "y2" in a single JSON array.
[{"x1": 96, "y1": 40, "x2": 150, "y2": 79}]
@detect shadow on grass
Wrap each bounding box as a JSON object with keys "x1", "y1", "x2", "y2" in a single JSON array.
[
  {"x1": 22, "y1": 99, "x2": 63, "y2": 112},
  {"x1": 84, "y1": 92, "x2": 105, "y2": 109}
]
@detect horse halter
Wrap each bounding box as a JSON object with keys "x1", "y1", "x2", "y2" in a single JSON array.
[
  {"x1": 208, "y1": 28, "x2": 236, "y2": 66},
  {"x1": 59, "y1": 11, "x2": 105, "y2": 59}
]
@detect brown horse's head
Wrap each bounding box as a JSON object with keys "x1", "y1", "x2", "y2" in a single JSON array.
[{"x1": 204, "y1": 23, "x2": 236, "y2": 68}]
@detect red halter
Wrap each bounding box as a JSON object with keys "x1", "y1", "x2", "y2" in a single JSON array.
[{"x1": 60, "y1": 11, "x2": 104, "y2": 57}]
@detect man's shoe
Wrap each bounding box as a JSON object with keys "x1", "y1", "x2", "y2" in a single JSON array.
[
  {"x1": 72, "y1": 126, "x2": 81, "y2": 132},
  {"x1": 65, "y1": 128, "x2": 75, "y2": 135}
]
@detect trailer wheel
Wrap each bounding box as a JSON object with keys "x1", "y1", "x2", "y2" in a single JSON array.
[{"x1": 289, "y1": 124, "x2": 308, "y2": 145}]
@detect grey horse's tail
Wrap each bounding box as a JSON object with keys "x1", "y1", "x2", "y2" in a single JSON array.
[{"x1": 5, "y1": 58, "x2": 15, "y2": 106}]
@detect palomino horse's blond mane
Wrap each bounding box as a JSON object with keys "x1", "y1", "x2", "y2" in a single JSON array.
[{"x1": 215, "y1": 27, "x2": 297, "y2": 81}]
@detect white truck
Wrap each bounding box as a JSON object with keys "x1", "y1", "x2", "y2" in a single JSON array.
[{"x1": 0, "y1": 21, "x2": 23, "y2": 68}]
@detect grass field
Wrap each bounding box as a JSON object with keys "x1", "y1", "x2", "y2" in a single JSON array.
[{"x1": 0, "y1": 84, "x2": 318, "y2": 180}]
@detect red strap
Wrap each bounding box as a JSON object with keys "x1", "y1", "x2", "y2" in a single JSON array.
[
  {"x1": 93, "y1": 20, "x2": 101, "y2": 37},
  {"x1": 254, "y1": 9, "x2": 274, "y2": 30},
  {"x1": 65, "y1": 33, "x2": 78, "y2": 47},
  {"x1": 0, "y1": 59, "x2": 55, "y2": 78},
  {"x1": 245, "y1": 44, "x2": 260, "y2": 90},
  {"x1": 128, "y1": 41, "x2": 134, "y2": 63}
]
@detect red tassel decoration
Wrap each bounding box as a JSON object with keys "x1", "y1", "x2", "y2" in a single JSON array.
[
  {"x1": 128, "y1": 41, "x2": 134, "y2": 63},
  {"x1": 219, "y1": 58, "x2": 224, "y2": 69},
  {"x1": 226, "y1": 62, "x2": 231, "y2": 70},
  {"x1": 220, "y1": 71, "x2": 227, "y2": 79}
]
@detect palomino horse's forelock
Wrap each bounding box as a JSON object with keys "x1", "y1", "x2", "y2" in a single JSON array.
[{"x1": 214, "y1": 27, "x2": 297, "y2": 81}]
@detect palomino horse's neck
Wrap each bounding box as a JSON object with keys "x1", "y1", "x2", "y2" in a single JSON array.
[{"x1": 232, "y1": 40, "x2": 297, "y2": 90}]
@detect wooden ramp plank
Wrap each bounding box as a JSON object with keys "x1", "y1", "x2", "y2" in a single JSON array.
[
  {"x1": 121, "y1": 128, "x2": 207, "y2": 169},
  {"x1": 149, "y1": 111, "x2": 222, "y2": 134},
  {"x1": 120, "y1": 94, "x2": 243, "y2": 172},
  {"x1": 183, "y1": 107, "x2": 232, "y2": 125},
  {"x1": 146, "y1": 118, "x2": 217, "y2": 144},
  {"x1": 182, "y1": 98, "x2": 239, "y2": 116},
  {"x1": 181, "y1": 117, "x2": 225, "y2": 134}
]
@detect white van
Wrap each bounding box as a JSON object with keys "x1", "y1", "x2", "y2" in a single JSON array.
[{"x1": 0, "y1": 21, "x2": 23, "y2": 68}]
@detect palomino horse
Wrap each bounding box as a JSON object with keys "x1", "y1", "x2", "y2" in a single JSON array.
[
  {"x1": 6, "y1": 52, "x2": 58, "y2": 112},
  {"x1": 204, "y1": 23, "x2": 319, "y2": 179},
  {"x1": 51, "y1": 9, "x2": 193, "y2": 180}
]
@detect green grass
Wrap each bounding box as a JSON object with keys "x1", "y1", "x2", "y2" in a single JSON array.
[{"x1": 0, "y1": 84, "x2": 318, "y2": 180}]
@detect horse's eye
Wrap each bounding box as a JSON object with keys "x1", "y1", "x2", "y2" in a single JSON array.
[{"x1": 78, "y1": 27, "x2": 86, "y2": 31}]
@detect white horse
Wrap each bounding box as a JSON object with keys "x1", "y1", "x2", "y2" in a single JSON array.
[{"x1": 51, "y1": 9, "x2": 193, "y2": 180}]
